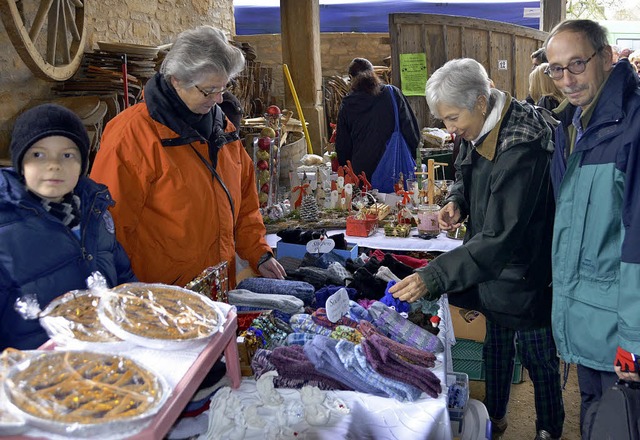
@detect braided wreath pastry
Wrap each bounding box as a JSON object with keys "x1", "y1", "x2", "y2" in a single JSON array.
[
  {"x1": 4, "y1": 351, "x2": 164, "y2": 425},
  {"x1": 40, "y1": 291, "x2": 122, "y2": 343},
  {"x1": 100, "y1": 283, "x2": 221, "y2": 341}
]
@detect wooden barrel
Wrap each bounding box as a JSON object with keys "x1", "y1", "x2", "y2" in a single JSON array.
[{"x1": 279, "y1": 131, "x2": 306, "y2": 185}]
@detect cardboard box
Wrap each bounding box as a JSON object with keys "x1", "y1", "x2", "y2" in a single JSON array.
[
  {"x1": 450, "y1": 305, "x2": 486, "y2": 342},
  {"x1": 276, "y1": 240, "x2": 359, "y2": 261}
]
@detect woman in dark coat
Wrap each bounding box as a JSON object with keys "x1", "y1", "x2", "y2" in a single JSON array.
[
  {"x1": 335, "y1": 58, "x2": 420, "y2": 185},
  {"x1": 390, "y1": 58, "x2": 564, "y2": 440}
]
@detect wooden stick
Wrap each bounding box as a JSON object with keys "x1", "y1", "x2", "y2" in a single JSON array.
[
  {"x1": 427, "y1": 159, "x2": 435, "y2": 205},
  {"x1": 283, "y1": 64, "x2": 313, "y2": 155}
]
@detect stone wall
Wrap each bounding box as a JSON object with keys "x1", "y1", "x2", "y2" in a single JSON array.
[
  {"x1": 234, "y1": 32, "x2": 390, "y2": 110},
  {"x1": 0, "y1": 0, "x2": 235, "y2": 159}
]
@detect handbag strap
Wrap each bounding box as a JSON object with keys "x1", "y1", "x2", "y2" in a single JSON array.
[{"x1": 386, "y1": 84, "x2": 400, "y2": 132}]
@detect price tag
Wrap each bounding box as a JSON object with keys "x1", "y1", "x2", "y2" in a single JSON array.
[
  {"x1": 306, "y1": 238, "x2": 335, "y2": 254},
  {"x1": 325, "y1": 288, "x2": 350, "y2": 323}
]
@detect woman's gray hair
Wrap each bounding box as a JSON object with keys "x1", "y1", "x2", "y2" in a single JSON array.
[
  {"x1": 425, "y1": 58, "x2": 490, "y2": 119},
  {"x1": 160, "y1": 26, "x2": 245, "y2": 87}
]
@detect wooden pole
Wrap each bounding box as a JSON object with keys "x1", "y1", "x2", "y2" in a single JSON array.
[
  {"x1": 283, "y1": 63, "x2": 313, "y2": 154},
  {"x1": 427, "y1": 159, "x2": 435, "y2": 204}
]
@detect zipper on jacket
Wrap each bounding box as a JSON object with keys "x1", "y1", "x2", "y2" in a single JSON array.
[{"x1": 79, "y1": 188, "x2": 110, "y2": 262}]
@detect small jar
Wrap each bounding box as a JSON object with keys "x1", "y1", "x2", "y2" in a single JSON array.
[{"x1": 417, "y1": 204, "x2": 440, "y2": 235}]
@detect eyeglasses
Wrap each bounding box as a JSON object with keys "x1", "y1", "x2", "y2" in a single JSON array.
[
  {"x1": 194, "y1": 84, "x2": 228, "y2": 98},
  {"x1": 545, "y1": 51, "x2": 598, "y2": 80}
]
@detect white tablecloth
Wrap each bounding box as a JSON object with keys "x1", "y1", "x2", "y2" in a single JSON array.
[
  {"x1": 267, "y1": 229, "x2": 463, "y2": 253},
  {"x1": 217, "y1": 297, "x2": 456, "y2": 440}
]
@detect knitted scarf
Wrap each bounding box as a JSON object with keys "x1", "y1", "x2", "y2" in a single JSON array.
[{"x1": 33, "y1": 191, "x2": 81, "y2": 230}]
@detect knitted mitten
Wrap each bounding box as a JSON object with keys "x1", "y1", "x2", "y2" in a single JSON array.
[
  {"x1": 315, "y1": 285, "x2": 358, "y2": 308},
  {"x1": 350, "y1": 268, "x2": 387, "y2": 300},
  {"x1": 289, "y1": 313, "x2": 333, "y2": 337},
  {"x1": 236, "y1": 278, "x2": 315, "y2": 306},
  {"x1": 368, "y1": 301, "x2": 444, "y2": 353},
  {"x1": 334, "y1": 340, "x2": 423, "y2": 401},
  {"x1": 347, "y1": 300, "x2": 373, "y2": 322},
  {"x1": 304, "y1": 335, "x2": 381, "y2": 394},
  {"x1": 311, "y1": 308, "x2": 359, "y2": 330},
  {"x1": 378, "y1": 281, "x2": 411, "y2": 314},
  {"x1": 327, "y1": 262, "x2": 353, "y2": 284},
  {"x1": 391, "y1": 253, "x2": 428, "y2": 269},
  {"x1": 228, "y1": 289, "x2": 304, "y2": 315},
  {"x1": 375, "y1": 266, "x2": 401, "y2": 283},
  {"x1": 381, "y1": 253, "x2": 415, "y2": 279},
  {"x1": 269, "y1": 345, "x2": 350, "y2": 390},
  {"x1": 361, "y1": 336, "x2": 442, "y2": 398}
]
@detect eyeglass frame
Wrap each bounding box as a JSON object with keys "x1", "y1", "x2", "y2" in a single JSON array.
[
  {"x1": 194, "y1": 84, "x2": 228, "y2": 98},
  {"x1": 544, "y1": 50, "x2": 600, "y2": 80}
]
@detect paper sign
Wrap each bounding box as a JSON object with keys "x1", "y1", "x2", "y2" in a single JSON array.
[
  {"x1": 399, "y1": 53, "x2": 427, "y2": 96},
  {"x1": 325, "y1": 288, "x2": 350, "y2": 323},
  {"x1": 306, "y1": 238, "x2": 335, "y2": 254}
]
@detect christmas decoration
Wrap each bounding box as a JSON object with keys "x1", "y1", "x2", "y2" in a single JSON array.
[{"x1": 300, "y1": 194, "x2": 319, "y2": 222}]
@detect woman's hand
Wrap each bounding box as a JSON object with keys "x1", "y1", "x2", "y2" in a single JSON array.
[
  {"x1": 258, "y1": 257, "x2": 286, "y2": 279},
  {"x1": 438, "y1": 202, "x2": 462, "y2": 230},
  {"x1": 388, "y1": 273, "x2": 429, "y2": 303}
]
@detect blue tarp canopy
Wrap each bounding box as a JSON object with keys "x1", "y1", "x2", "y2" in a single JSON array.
[{"x1": 234, "y1": 1, "x2": 540, "y2": 35}]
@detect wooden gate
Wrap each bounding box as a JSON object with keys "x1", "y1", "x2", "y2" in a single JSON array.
[{"x1": 389, "y1": 13, "x2": 548, "y2": 128}]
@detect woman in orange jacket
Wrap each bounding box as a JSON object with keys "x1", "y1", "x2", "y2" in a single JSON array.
[{"x1": 90, "y1": 26, "x2": 285, "y2": 287}]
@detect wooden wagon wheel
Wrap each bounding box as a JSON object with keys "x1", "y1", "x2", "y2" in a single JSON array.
[{"x1": 0, "y1": 0, "x2": 86, "y2": 81}]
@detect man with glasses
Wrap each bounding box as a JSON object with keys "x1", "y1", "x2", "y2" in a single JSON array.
[{"x1": 544, "y1": 19, "x2": 640, "y2": 436}]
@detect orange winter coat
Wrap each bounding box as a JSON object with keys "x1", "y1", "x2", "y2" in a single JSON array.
[{"x1": 90, "y1": 75, "x2": 270, "y2": 287}]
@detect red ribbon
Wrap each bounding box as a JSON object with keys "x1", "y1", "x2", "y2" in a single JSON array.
[{"x1": 292, "y1": 183, "x2": 310, "y2": 209}]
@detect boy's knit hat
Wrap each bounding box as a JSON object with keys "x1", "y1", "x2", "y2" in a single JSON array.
[{"x1": 10, "y1": 104, "x2": 90, "y2": 176}]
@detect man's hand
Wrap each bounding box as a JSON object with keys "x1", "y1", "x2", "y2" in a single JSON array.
[
  {"x1": 258, "y1": 257, "x2": 286, "y2": 279},
  {"x1": 388, "y1": 273, "x2": 428, "y2": 303},
  {"x1": 438, "y1": 202, "x2": 462, "y2": 230}
]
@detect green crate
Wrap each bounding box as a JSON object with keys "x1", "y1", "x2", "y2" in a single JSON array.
[{"x1": 451, "y1": 338, "x2": 524, "y2": 384}]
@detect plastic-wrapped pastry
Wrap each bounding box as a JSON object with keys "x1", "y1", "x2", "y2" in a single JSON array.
[
  {"x1": 98, "y1": 283, "x2": 225, "y2": 349},
  {"x1": 3, "y1": 350, "x2": 168, "y2": 436},
  {"x1": 40, "y1": 290, "x2": 122, "y2": 344}
]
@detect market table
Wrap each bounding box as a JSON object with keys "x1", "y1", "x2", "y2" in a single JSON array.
[
  {"x1": 205, "y1": 295, "x2": 457, "y2": 440},
  {"x1": 3, "y1": 305, "x2": 241, "y2": 440},
  {"x1": 267, "y1": 229, "x2": 463, "y2": 253}
]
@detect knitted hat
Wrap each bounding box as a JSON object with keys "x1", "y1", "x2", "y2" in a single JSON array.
[{"x1": 10, "y1": 104, "x2": 90, "y2": 176}]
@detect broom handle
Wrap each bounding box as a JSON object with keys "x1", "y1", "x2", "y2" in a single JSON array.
[{"x1": 283, "y1": 64, "x2": 313, "y2": 155}]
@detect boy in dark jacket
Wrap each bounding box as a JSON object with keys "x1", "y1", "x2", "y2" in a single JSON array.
[{"x1": 0, "y1": 104, "x2": 136, "y2": 350}]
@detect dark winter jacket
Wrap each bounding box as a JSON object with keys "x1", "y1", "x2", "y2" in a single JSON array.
[
  {"x1": 417, "y1": 92, "x2": 556, "y2": 330},
  {"x1": 0, "y1": 169, "x2": 136, "y2": 350},
  {"x1": 335, "y1": 84, "x2": 420, "y2": 181}
]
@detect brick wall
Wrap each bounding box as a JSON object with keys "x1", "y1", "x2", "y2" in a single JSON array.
[{"x1": 234, "y1": 32, "x2": 390, "y2": 110}]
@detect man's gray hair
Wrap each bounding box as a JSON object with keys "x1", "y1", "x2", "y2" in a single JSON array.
[
  {"x1": 425, "y1": 58, "x2": 490, "y2": 120},
  {"x1": 160, "y1": 25, "x2": 245, "y2": 87}
]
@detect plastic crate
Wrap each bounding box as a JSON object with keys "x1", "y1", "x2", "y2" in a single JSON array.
[
  {"x1": 447, "y1": 372, "x2": 470, "y2": 439},
  {"x1": 451, "y1": 338, "x2": 524, "y2": 384}
]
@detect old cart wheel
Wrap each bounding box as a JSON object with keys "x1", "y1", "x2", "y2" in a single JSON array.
[{"x1": 0, "y1": 0, "x2": 86, "y2": 81}]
